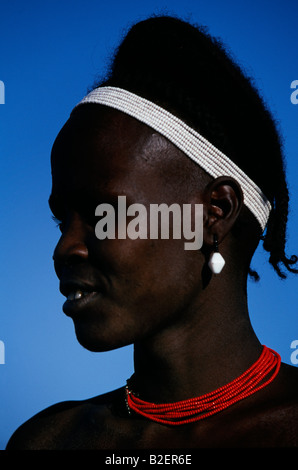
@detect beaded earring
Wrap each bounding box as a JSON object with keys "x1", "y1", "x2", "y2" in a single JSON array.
[{"x1": 208, "y1": 234, "x2": 225, "y2": 274}]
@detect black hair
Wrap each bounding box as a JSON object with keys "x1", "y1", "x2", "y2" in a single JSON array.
[{"x1": 92, "y1": 14, "x2": 298, "y2": 280}]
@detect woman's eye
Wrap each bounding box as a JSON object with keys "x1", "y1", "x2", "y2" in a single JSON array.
[{"x1": 51, "y1": 215, "x2": 63, "y2": 231}]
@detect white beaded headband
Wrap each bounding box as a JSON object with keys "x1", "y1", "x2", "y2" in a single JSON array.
[{"x1": 74, "y1": 86, "x2": 272, "y2": 231}]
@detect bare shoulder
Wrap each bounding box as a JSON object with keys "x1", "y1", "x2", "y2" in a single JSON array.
[
  {"x1": 250, "y1": 361, "x2": 298, "y2": 419},
  {"x1": 278, "y1": 362, "x2": 298, "y2": 400},
  {"x1": 6, "y1": 388, "x2": 124, "y2": 450},
  {"x1": 231, "y1": 362, "x2": 298, "y2": 447},
  {"x1": 6, "y1": 400, "x2": 83, "y2": 450},
  {"x1": 6, "y1": 364, "x2": 298, "y2": 449}
]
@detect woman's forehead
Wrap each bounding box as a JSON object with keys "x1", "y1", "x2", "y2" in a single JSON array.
[
  {"x1": 49, "y1": 105, "x2": 210, "y2": 214},
  {"x1": 51, "y1": 106, "x2": 166, "y2": 166},
  {"x1": 51, "y1": 107, "x2": 185, "y2": 199},
  {"x1": 51, "y1": 105, "x2": 197, "y2": 184}
]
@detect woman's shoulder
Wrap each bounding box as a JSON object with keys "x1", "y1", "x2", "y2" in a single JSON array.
[
  {"x1": 6, "y1": 364, "x2": 298, "y2": 449},
  {"x1": 233, "y1": 362, "x2": 298, "y2": 446},
  {"x1": 5, "y1": 387, "x2": 125, "y2": 450},
  {"x1": 278, "y1": 362, "x2": 298, "y2": 399}
]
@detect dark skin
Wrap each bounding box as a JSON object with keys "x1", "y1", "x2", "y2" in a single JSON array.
[{"x1": 7, "y1": 106, "x2": 298, "y2": 449}]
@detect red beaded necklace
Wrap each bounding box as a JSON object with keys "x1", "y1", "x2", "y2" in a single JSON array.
[{"x1": 125, "y1": 346, "x2": 281, "y2": 426}]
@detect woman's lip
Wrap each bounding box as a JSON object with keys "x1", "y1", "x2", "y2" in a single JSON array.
[
  {"x1": 60, "y1": 277, "x2": 106, "y2": 298},
  {"x1": 62, "y1": 291, "x2": 101, "y2": 317}
]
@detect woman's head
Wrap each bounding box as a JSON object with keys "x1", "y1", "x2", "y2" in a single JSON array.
[
  {"x1": 50, "y1": 15, "x2": 297, "y2": 352},
  {"x1": 91, "y1": 14, "x2": 297, "y2": 280},
  {"x1": 50, "y1": 105, "x2": 222, "y2": 351}
]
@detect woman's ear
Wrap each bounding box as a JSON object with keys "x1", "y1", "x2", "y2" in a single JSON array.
[{"x1": 203, "y1": 176, "x2": 244, "y2": 246}]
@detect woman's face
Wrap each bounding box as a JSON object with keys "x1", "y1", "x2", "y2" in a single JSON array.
[{"x1": 50, "y1": 106, "x2": 206, "y2": 352}]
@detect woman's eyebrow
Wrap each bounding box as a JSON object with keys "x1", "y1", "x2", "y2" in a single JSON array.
[
  {"x1": 48, "y1": 190, "x2": 124, "y2": 217},
  {"x1": 48, "y1": 194, "x2": 59, "y2": 215},
  {"x1": 48, "y1": 193, "x2": 68, "y2": 219}
]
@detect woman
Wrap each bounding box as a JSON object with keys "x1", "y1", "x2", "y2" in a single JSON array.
[{"x1": 7, "y1": 15, "x2": 298, "y2": 449}]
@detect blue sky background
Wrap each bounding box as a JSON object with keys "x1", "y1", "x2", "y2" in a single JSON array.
[{"x1": 1, "y1": 0, "x2": 298, "y2": 449}]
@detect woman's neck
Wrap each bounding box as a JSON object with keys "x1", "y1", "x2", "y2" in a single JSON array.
[{"x1": 132, "y1": 276, "x2": 262, "y2": 403}]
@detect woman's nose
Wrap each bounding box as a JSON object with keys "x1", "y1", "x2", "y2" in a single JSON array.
[{"x1": 53, "y1": 212, "x2": 89, "y2": 270}]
